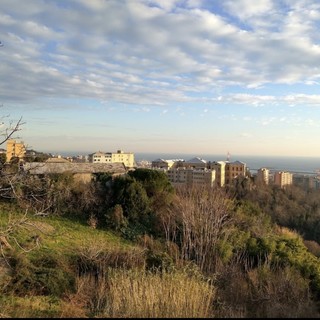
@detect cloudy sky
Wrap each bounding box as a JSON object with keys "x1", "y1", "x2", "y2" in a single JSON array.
[{"x1": 1, "y1": 0, "x2": 320, "y2": 157}]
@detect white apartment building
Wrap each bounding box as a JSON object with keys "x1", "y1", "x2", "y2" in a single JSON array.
[
  {"x1": 274, "y1": 171, "x2": 293, "y2": 188},
  {"x1": 89, "y1": 150, "x2": 134, "y2": 168}
]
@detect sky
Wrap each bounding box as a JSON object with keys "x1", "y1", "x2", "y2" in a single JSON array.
[{"x1": 1, "y1": 0, "x2": 320, "y2": 158}]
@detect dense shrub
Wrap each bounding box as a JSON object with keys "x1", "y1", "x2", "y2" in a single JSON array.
[{"x1": 6, "y1": 251, "x2": 75, "y2": 297}]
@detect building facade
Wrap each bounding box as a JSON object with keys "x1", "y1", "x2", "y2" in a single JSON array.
[
  {"x1": 225, "y1": 161, "x2": 246, "y2": 185},
  {"x1": 89, "y1": 150, "x2": 134, "y2": 168},
  {"x1": 274, "y1": 171, "x2": 293, "y2": 188},
  {"x1": 166, "y1": 167, "x2": 216, "y2": 188},
  {"x1": 208, "y1": 161, "x2": 226, "y2": 187},
  {"x1": 6, "y1": 139, "x2": 26, "y2": 162},
  {"x1": 256, "y1": 168, "x2": 269, "y2": 185}
]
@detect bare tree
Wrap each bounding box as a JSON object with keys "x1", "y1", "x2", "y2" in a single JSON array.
[
  {"x1": 0, "y1": 114, "x2": 24, "y2": 146},
  {"x1": 173, "y1": 185, "x2": 234, "y2": 274}
]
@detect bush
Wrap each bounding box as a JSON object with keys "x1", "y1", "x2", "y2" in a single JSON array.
[{"x1": 6, "y1": 251, "x2": 75, "y2": 297}]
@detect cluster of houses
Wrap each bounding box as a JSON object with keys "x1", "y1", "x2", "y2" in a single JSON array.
[
  {"x1": 151, "y1": 157, "x2": 297, "y2": 189},
  {"x1": 5, "y1": 139, "x2": 320, "y2": 190}
]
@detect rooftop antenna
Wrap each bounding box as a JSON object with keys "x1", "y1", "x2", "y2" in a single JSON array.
[{"x1": 227, "y1": 151, "x2": 230, "y2": 161}]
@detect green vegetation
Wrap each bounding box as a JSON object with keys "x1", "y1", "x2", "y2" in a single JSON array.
[{"x1": 2, "y1": 168, "x2": 320, "y2": 317}]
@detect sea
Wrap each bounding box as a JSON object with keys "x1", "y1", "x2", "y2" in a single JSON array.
[{"x1": 134, "y1": 153, "x2": 320, "y2": 175}]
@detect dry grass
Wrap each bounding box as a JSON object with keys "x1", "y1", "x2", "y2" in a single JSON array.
[
  {"x1": 75, "y1": 268, "x2": 215, "y2": 318},
  {"x1": 0, "y1": 296, "x2": 61, "y2": 318}
]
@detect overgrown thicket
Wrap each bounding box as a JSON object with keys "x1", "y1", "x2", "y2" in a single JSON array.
[
  {"x1": 229, "y1": 176, "x2": 320, "y2": 244},
  {"x1": 2, "y1": 167, "x2": 320, "y2": 317}
]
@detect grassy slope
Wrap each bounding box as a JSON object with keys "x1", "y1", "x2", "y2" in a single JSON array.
[{"x1": 0, "y1": 204, "x2": 137, "y2": 318}]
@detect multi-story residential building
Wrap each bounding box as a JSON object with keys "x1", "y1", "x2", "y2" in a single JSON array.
[
  {"x1": 191, "y1": 168, "x2": 216, "y2": 187},
  {"x1": 274, "y1": 171, "x2": 293, "y2": 188},
  {"x1": 256, "y1": 167, "x2": 269, "y2": 185},
  {"x1": 167, "y1": 167, "x2": 189, "y2": 186},
  {"x1": 208, "y1": 161, "x2": 226, "y2": 187},
  {"x1": 166, "y1": 167, "x2": 216, "y2": 188},
  {"x1": 111, "y1": 150, "x2": 134, "y2": 168},
  {"x1": 89, "y1": 150, "x2": 134, "y2": 168},
  {"x1": 225, "y1": 161, "x2": 246, "y2": 185},
  {"x1": 6, "y1": 139, "x2": 26, "y2": 162}
]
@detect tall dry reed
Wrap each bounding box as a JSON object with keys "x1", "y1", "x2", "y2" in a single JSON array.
[{"x1": 77, "y1": 268, "x2": 215, "y2": 318}]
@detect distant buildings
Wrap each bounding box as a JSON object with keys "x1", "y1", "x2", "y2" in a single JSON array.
[
  {"x1": 89, "y1": 150, "x2": 135, "y2": 168},
  {"x1": 152, "y1": 157, "x2": 246, "y2": 188},
  {"x1": 5, "y1": 137, "x2": 319, "y2": 191}
]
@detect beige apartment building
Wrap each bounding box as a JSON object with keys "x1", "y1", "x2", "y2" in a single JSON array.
[
  {"x1": 225, "y1": 161, "x2": 246, "y2": 185},
  {"x1": 274, "y1": 171, "x2": 293, "y2": 188},
  {"x1": 89, "y1": 150, "x2": 134, "y2": 168},
  {"x1": 256, "y1": 167, "x2": 269, "y2": 185},
  {"x1": 6, "y1": 139, "x2": 26, "y2": 162},
  {"x1": 166, "y1": 167, "x2": 216, "y2": 188}
]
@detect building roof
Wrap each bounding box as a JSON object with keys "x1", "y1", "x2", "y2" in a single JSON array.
[
  {"x1": 90, "y1": 151, "x2": 106, "y2": 156},
  {"x1": 186, "y1": 157, "x2": 207, "y2": 164},
  {"x1": 152, "y1": 158, "x2": 185, "y2": 164},
  {"x1": 23, "y1": 162, "x2": 127, "y2": 175},
  {"x1": 229, "y1": 160, "x2": 246, "y2": 165}
]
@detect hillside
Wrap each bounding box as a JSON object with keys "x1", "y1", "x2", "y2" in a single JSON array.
[{"x1": 1, "y1": 169, "x2": 320, "y2": 317}]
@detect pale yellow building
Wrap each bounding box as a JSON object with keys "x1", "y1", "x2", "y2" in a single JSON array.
[
  {"x1": 111, "y1": 150, "x2": 135, "y2": 168},
  {"x1": 257, "y1": 168, "x2": 269, "y2": 185},
  {"x1": 274, "y1": 171, "x2": 293, "y2": 188},
  {"x1": 208, "y1": 161, "x2": 226, "y2": 187},
  {"x1": 6, "y1": 139, "x2": 26, "y2": 162},
  {"x1": 89, "y1": 150, "x2": 134, "y2": 168}
]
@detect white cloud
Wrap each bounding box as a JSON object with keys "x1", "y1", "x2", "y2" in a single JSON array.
[
  {"x1": 1, "y1": 0, "x2": 320, "y2": 108},
  {"x1": 223, "y1": 0, "x2": 274, "y2": 20}
]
